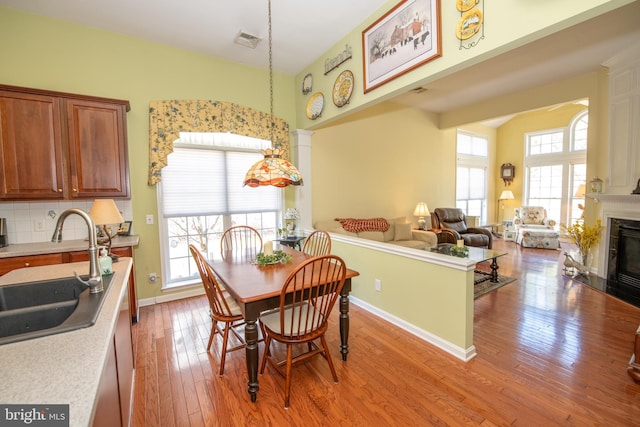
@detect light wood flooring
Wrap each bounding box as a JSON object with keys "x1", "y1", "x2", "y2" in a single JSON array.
[{"x1": 131, "y1": 239, "x2": 640, "y2": 426}]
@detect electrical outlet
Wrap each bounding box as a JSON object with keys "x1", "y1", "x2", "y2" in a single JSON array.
[
  {"x1": 146, "y1": 214, "x2": 154, "y2": 225},
  {"x1": 33, "y1": 219, "x2": 45, "y2": 232},
  {"x1": 148, "y1": 272, "x2": 158, "y2": 283},
  {"x1": 375, "y1": 279, "x2": 381, "y2": 292}
]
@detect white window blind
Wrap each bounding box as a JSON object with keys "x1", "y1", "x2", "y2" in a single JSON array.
[{"x1": 161, "y1": 147, "x2": 280, "y2": 217}]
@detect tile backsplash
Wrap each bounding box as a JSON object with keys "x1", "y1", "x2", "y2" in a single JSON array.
[{"x1": 0, "y1": 200, "x2": 133, "y2": 245}]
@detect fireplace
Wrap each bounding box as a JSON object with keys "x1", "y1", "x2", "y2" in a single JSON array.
[{"x1": 593, "y1": 195, "x2": 640, "y2": 308}]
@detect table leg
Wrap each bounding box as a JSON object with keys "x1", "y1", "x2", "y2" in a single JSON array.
[
  {"x1": 244, "y1": 319, "x2": 259, "y2": 401},
  {"x1": 490, "y1": 257, "x2": 500, "y2": 283},
  {"x1": 339, "y1": 288, "x2": 350, "y2": 361}
]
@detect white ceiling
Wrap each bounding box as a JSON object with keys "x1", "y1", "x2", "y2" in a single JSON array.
[
  {"x1": 0, "y1": 0, "x2": 388, "y2": 76},
  {"x1": 2, "y1": 0, "x2": 640, "y2": 117}
]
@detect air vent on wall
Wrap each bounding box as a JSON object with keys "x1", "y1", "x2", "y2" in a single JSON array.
[{"x1": 234, "y1": 31, "x2": 262, "y2": 49}]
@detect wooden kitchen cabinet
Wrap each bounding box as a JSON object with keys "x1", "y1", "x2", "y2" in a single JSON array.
[
  {"x1": 0, "y1": 253, "x2": 64, "y2": 275},
  {"x1": 93, "y1": 278, "x2": 134, "y2": 427},
  {"x1": 0, "y1": 84, "x2": 130, "y2": 200},
  {"x1": 0, "y1": 90, "x2": 66, "y2": 199},
  {"x1": 66, "y1": 98, "x2": 130, "y2": 199}
]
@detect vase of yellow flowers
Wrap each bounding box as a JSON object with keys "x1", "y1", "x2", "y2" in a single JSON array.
[{"x1": 561, "y1": 218, "x2": 604, "y2": 267}]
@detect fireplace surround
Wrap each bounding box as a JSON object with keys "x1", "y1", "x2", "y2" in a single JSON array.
[{"x1": 588, "y1": 195, "x2": 640, "y2": 307}]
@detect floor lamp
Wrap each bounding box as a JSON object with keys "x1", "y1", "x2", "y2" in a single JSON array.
[{"x1": 498, "y1": 190, "x2": 514, "y2": 228}]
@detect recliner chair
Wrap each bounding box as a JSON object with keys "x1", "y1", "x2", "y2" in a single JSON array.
[{"x1": 431, "y1": 208, "x2": 493, "y2": 249}]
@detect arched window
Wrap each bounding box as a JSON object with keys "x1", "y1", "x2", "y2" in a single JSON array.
[{"x1": 523, "y1": 109, "x2": 588, "y2": 227}]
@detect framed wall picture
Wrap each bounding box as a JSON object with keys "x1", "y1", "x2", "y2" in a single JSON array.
[
  {"x1": 117, "y1": 221, "x2": 132, "y2": 236},
  {"x1": 362, "y1": 0, "x2": 441, "y2": 93}
]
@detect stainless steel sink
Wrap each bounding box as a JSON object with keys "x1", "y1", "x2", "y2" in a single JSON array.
[{"x1": 0, "y1": 274, "x2": 114, "y2": 345}]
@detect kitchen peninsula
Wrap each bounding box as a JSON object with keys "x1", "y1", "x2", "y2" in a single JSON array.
[{"x1": 0, "y1": 258, "x2": 134, "y2": 427}]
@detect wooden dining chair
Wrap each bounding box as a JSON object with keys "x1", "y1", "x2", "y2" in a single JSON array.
[
  {"x1": 259, "y1": 254, "x2": 347, "y2": 408},
  {"x1": 189, "y1": 244, "x2": 245, "y2": 375},
  {"x1": 221, "y1": 225, "x2": 262, "y2": 255},
  {"x1": 301, "y1": 230, "x2": 331, "y2": 256}
]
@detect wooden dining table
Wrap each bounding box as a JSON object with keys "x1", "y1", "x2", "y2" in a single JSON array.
[{"x1": 209, "y1": 245, "x2": 360, "y2": 402}]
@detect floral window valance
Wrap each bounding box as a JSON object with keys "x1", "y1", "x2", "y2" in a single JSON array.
[{"x1": 148, "y1": 100, "x2": 290, "y2": 185}]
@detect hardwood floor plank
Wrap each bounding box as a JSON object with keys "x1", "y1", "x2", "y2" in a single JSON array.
[{"x1": 131, "y1": 239, "x2": 640, "y2": 425}]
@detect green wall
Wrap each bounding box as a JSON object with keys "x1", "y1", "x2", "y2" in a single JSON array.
[
  {"x1": 0, "y1": 7, "x2": 296, "y2": 300},
  {"x1": 0, "y1": 0, "x2": 625, "y2": 300}
]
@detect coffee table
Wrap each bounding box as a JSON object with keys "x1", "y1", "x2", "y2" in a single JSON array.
[{"x1": 430, "y1": 243, "x2": 508, "y2": 283}]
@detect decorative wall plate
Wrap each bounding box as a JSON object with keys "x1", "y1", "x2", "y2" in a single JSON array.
[
  {"x1": 306, "y1": 92, "x2": 324, "y2": 120},
  {"x1": 456, "y1": 9, "x2": 483, "y2": 40},
  {"x1": 332, "y1": 70, "x2": 354, "y2": 107},
  {"x1": 456, "y1": 0, "x2": 479, "y2": 12},
  {"x1": 302, "y1": 73, "x2": 313, "y2": 95}
]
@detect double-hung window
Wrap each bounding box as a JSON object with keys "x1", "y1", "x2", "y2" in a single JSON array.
[
  {"x1": 523, "y1": 111, "x2": 587, "y2": 228},
  {"x1": 157, "y1": 132, "x2": 281, "y2": 288},
  {"x1": 456, "y1": 131, "x2": 489, "y2": 224}
]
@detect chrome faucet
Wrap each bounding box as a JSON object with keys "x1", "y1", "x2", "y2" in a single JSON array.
[{"x1": 51, "y1": 208, "x2": 103, "y2": 293}]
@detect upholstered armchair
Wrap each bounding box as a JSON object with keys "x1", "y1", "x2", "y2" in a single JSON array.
[
  {"x1": 513, "y1": 206, "x2": 556, "y2": 231},
  {"x1": 431, "y1": 208, "x2": 493, "y2": 249}
]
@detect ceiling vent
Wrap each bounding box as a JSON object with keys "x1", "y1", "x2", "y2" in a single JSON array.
[
  {"x1": 234, "y1": 31, "x2": 262, "y2": 49},
  {"x1": 410, "y1": 86, "x2": 428, "y2": 94}
]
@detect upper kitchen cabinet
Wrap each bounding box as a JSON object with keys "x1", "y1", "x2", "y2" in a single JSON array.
[
  {"x1": 0, "y1": 84, "x2": 130, "y2": 200},
  {"x1": 66, "y1": 99, "x2": 129, "y2": 198}
]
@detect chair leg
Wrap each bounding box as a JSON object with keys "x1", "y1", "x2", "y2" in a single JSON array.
[
  {"x1": 284, "y1": 344, "x2": 293, "y2": 409},
  {"x1": 259, "y1": 335, "x2": 272, "y2": 374},
  {"x1": 218, "y1": 322, "x2": 231, "y2": 376},
  {"x1": 320, "y1": 335, "x2": 338, "y2": 383},
  {"x1": 206, "y1": 321, "x2": 216, "y2": 351}
]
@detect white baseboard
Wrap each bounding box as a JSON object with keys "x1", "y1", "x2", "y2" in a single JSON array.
[
  {"x1": 138, "y1": 286, "x2": 205, "y2": 307},
  {"x1": 350, "y1": 296, "x2": 477, "y2": 362}
]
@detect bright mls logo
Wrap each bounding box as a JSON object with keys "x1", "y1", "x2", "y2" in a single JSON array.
[{"x1": 0, "y1": 405, "x2": 69, "y2": 426}]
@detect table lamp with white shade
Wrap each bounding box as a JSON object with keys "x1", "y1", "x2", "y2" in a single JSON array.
[
  {"x1": 413, "y1": 202, "x2": 430, "y2": 230},
  {"x1": 89, "y1": 199, "x2": 124, "y2": 261}
]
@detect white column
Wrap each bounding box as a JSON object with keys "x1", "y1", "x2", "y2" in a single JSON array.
[{"x1": 292, "y1": 129, "x2": 313, "y2": 231}]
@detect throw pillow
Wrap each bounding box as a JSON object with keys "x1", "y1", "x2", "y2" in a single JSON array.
[{"x1": 394, "y1": 223, "x2": 412, "y2": 241}]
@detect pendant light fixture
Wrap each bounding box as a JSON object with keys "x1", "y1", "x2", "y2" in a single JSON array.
[{"x1": 243, "y1": 0, "x2": 303, "y2": 188}]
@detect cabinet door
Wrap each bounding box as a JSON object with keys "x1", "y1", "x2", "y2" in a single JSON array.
[
  {"x1": 0, "y1": 91, "x2": 66, "y2": 199},
  {"x1": 66, "y1": 99, "x2": 130, "y2": 198}
]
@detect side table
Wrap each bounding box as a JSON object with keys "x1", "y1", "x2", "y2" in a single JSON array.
[{"x1": 276, "y1": 236, "x2": 305, "y2": 250}]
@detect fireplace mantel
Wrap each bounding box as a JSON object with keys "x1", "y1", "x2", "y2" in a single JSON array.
[{"x1": 588, "y1": 193, "x2": 640, "y2": 204}]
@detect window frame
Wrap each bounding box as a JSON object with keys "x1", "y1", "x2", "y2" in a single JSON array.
[
  {"x1": 456, "y1": 131, "x2": 489, "y2": 225},
  {"x1": 523, "y1": 111, "x2": 587, "y2": 228},
  {"x1": 156, "y1": 134, "x2": 283, "y2": 289}
]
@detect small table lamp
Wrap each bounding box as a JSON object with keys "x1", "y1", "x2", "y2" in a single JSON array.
[
  {"x1": 89, "y1": 199, "x2": 124, "y2": 261},
  {"x1": 413, "y1": 202, "x2": 430, "y2": 230}
]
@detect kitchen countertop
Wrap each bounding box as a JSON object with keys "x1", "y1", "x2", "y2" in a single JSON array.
[
  {"x1": 0, "y1": 235, "x2": 139, "y2": 258},
  {"x1": 0, "y1": 258, "x2": 133, "y2": 427}
]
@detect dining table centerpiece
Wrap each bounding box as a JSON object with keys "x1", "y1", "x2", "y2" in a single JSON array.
[{"x1": 253, "y1": 250, "x2": 292, "y2": 266}]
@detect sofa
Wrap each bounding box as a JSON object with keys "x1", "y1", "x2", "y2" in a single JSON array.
[{"x1": 313, "y1": 217, "x2": 437, "y2": 250}]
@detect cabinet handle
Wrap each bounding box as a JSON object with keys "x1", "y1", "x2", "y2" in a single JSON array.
[
  {"x1": 24, "y1": 262, "x2": 30, "y2": 267},
  {"x1": 73, "y1": 188, "x2": 77, "y2": 192},
  {"x1": 58, "y1": 189, "x2": 63, "y2": 192}
]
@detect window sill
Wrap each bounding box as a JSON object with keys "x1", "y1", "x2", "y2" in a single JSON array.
[{"x1": 162, "y1": 278, "x2": 201, "y2": 292}]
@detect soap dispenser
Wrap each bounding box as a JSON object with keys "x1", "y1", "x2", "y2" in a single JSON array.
[{"x1": 99, "y1": 246, "x2": 113, "y2": 275}]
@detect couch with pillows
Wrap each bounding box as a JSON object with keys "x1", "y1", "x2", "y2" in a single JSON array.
[{"x1": 313, "y1": 217, "x2": 437, "y2": 250}]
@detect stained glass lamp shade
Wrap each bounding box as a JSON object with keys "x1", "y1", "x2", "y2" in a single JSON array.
[{"x1": 243, "y1": 148, "x2": 303, "y2": 188}]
